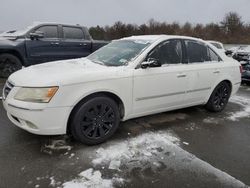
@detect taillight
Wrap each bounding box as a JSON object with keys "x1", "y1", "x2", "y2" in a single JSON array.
[{"x1": 239, "y1": 65, "x2": 243, "y2": 74}]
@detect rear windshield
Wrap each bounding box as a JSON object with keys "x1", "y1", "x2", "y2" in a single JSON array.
[{"x1": 211, "y1": 42, "x2": 223, "y2": 49}]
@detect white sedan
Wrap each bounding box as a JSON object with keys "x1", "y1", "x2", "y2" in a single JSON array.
[{"x1": 2, "y1": 35, "x2": 241, "y2": 145}]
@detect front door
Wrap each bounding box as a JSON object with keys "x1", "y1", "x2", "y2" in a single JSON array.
[
  {"x1": 133, "y1": 39, "x2": 189, "y2": 116},
  {"x1": 25, "y1": 25, "x2": 62, "y2": 65}
]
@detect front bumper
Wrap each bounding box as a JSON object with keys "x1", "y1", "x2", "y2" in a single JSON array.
[{"x1": 2, "y1": 99, "x2": 72, "y2": 135}]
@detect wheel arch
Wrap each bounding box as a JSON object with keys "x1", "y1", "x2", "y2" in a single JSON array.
[
  {"x1": 66, "y1": 91, "x2": 125, "y2": 134},
  {"x1": 0, "y1": 49, "x2": 24, "y2": 65},
  {"x1": 205, "y1": 79, "x2": 233, "y2": 103}
]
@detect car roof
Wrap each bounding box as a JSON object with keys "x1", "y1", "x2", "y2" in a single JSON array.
[
  {"x1": 207, "y1": 40, "x2": 222, "y2": 44},
  {"x1": 121, "y1": 35, "x2": 204, "y2": 43}
]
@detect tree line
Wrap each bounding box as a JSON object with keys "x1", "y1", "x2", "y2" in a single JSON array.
[{"x1": 89, "y1": 12, "x2": 250, "y2": 44}]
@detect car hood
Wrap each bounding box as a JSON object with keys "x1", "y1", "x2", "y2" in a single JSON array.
[
  {"x1": 9, "y1": 58, "x2": 129, "y2": 87},
  {"x1": 0, "y1": 37, "x2": 18, "y2": 46}
]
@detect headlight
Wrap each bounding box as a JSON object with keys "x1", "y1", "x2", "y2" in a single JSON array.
[{"x1": 14, "y1": 87, "x2": 58, "y2": 103}]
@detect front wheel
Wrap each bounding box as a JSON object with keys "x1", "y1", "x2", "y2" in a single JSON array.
[
  {"x1": 205, "y1": 82, "x2": 231, "y2": 112},
  {"x1": 70, "y1": 96, "x2": 120, "y2": 145},
  {"x1": 0, "y1": 54, "x2": 22, "y2": 78}
]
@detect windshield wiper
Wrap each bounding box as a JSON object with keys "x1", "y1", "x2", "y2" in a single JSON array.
[{"x1": 92, "y1": 59, "x2": 106, "y2": 66}]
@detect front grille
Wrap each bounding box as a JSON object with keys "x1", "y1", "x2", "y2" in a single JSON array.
[{"x1": 3, "y1": 81, "x2": 14, "y2": 100}]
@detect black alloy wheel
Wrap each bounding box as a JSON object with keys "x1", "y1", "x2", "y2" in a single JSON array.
[
  {"x1": 70, "y1": 96, "x2": 120, "y2": 145},
  {"x1": 205, "y1": 82, "x2": 231, "y2": 112}
]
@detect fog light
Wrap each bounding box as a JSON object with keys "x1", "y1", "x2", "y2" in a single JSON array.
[{"x1": 25, "y1": 121, "x2": 38, "y2": 129}]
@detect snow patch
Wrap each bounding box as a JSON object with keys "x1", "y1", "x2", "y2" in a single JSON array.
[
  {"x1": 228, "y1": 95, "x2": 250, "y2": 121},
  {"x1": 203, "y1": 117, "x2": 219, "y2": 124},
  {"x1": 50, "y1": 177, "x2": 56, "y2": 187},
  {"x1": 182, "y1": 142, "x2": 189, "y2": 145},
  {"x1": 55, "y1": 131, "x2": 246, "y2": 187},
  {"x1": 63, "y1": 168, "x2": 123, "y2": 188},
  {"x1": 41, "y1": 137, "x2": 72, "y2": 155},
  {"x1": 62, "y1": 131, "x2": 179, "y2": 187},
  {"x1": 44, "y1": 140, "x2": 72, "y2": 151},
  {"x1": 185, "y1": 122, "x2": 198, "y2": 131},
  {"x1": 108, "y1": 160, "x2": 121, "y2": 170},
  {"x1": 92, "y1": 131, "x2": 180, "y2": 167},
  {"x1": 69, "y1": 153, "x2": 75, "y2": 159}
]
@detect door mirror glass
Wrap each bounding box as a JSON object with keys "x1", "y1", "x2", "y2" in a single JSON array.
[
  {"x1": 141, "y1": 58, "x2": 161, "y2": 69},
  {"x1": 30, "y1": 31, "x2": 44, "y2": 40}
]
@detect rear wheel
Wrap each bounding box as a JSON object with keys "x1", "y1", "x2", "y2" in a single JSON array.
[
  {"x1": 0, "y1": 54, "x2": 22, "y2": 78},
  {"x1": 205, "y1": 82, "x2": 231, "y2": 112},
  {"x1": 70, "y1": 96, "x2": 120, "y2": 145}
]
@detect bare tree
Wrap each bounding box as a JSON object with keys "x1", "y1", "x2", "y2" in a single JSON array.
[{"x1": 89, "y1": 12, "x2": 250, "y2": 44}]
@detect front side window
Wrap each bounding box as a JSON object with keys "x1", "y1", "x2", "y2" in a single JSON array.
[
  {"x1": 63, "y1": 27, "x2": 84, "y2": 39},
  {"x1": 148, "y1": 40, "x2": 183, "y2": 64},
  {"x1": 35, "y1": 26, "x2": 58, "y2": 38},
  {"x1": 87, "y1": 40, "x2": 151, "y2": 66},
  {"x1": 185, "y1": 40, "x2": 210, "y2": 63}
]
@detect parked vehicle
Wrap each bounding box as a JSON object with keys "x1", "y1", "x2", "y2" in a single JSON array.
[
  {"x1": 225, "y1": 46, "x2": 241, "y2": 56},
  {"x1": 241, "y1": 61, "x2": 250, "y2": 83},
  {"x1": 207, "y1": 40, "x2": 225, "y2": 54},
  {"x1": 2, "y1": 35, "x2": 241, "y2": 145},
  {"x1": 232, "y1": 46, "x2": 250, "y2": 62},
  {"x1": 0, "y1": 22, "x2": 109, "y2": 77}
]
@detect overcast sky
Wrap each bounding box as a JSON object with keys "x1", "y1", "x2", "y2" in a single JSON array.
[{"x1": 1, "y1": 0, "x2": 250, "y2": 31}]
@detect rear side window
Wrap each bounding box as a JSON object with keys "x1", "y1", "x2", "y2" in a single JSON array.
[
  {"x1": 35, "y1": 26, "x2": 58, "y2": 38},
  {"x1": 63, "y1": 27, "x2": 84, "y2": 39},
  {"x1": 208, "y1": 48, "x2": 221, "y2": 62},
  {"x1": 148, "y1": 40, "x2": 183, "y2": 64},
  {"x1": 185, "y1": 40, "x2": 209, "y2": 63}
]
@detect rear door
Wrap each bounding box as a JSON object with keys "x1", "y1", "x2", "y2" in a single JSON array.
[
  {"x1": 183, "y1": 40, "x2": 222, "y2": 104},
  {"x1": 25, "y1": 25, "x2": 62, "y2": 64},
  {"x1": 59, "y1": 26, "x2": 92, "y2": 59}
]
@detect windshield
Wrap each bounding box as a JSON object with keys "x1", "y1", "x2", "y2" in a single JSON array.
[{"x1": 87, "y1": 40, "x2": 152, "y2": 66}]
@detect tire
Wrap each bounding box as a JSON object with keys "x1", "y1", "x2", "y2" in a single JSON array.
[
  {"x1": 205, "y1": 82, "x2": 231, "y2": 112},
  {"x1": 0, "y1": 53, "x2": 22, "y2": 78},
  {"x1": 70, "y1": 96, "x2": 120, "y2": 145}
]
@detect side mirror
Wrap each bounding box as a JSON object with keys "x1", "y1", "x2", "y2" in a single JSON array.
[
  {"x1": 141, "y1": 58, "x2": 161, "y2": 69},
  {"x1": 30, "y1": 31, "x2": 44, "y2": 40}
]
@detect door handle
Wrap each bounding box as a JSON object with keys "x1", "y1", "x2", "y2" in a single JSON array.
[
  {"x1": 51, "y1": 42, "x2": 59, "y2": 45},
  {"x1": 177, "y1": 74, "x2": 187, "y2": 78},
  {"x1": 213, "y1": 70, "x2": 220, "y2": 74},
  {"x1": 80, "y1": 43, "x2": 88, "y2": 46}
]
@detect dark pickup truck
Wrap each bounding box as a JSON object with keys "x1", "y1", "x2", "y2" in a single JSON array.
[{"x1": 0, "y1": 23, "x2": 109, "y2": 77}]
